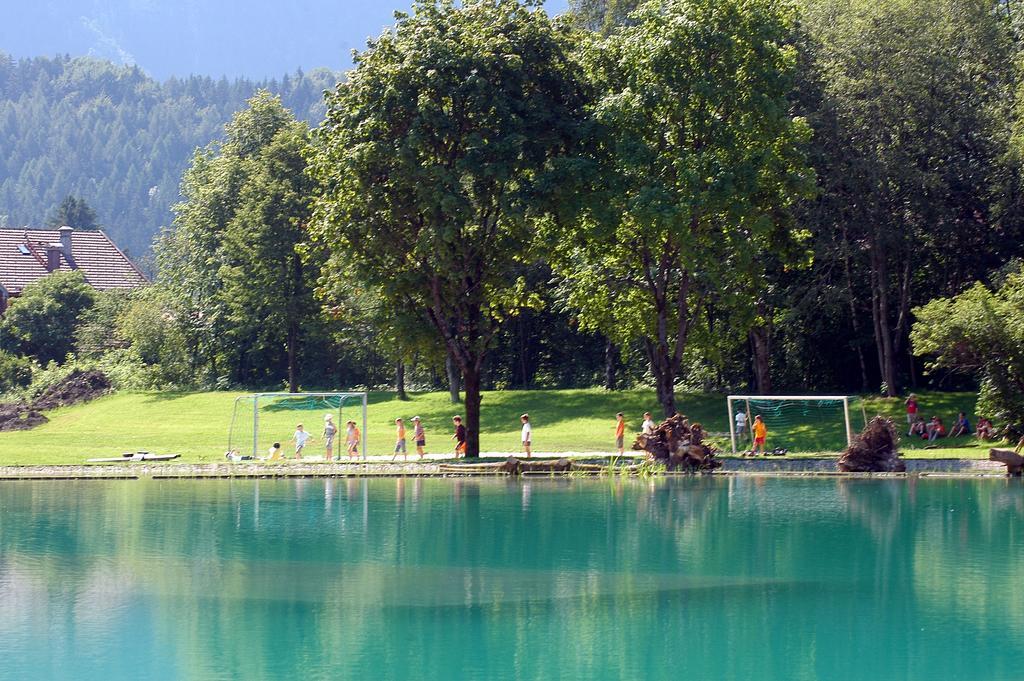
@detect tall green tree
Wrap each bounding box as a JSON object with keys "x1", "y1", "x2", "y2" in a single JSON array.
[
  {"x1": 309, "y1": 0, "x2": 590, "y2": 457},
  {"x1": 47, "y1": 195, "x2": 100, "y2": 230},
  {"x1": 219, "y1": 115, "x2": 318, "y2": 392},
  {"x1": 158, "y1": 91, "x2": 326, "y2": 390},
  {"x1": 555, "y1": 0, "x2": 813, "y2": 416},
  {"x1": 800, "y1": 0, "x2": 1018, "y2": 396}
]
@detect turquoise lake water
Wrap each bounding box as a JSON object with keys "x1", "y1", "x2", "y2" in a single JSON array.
[{"x1": 1, "y1": 477, "x2": 1022, "y2": 680}]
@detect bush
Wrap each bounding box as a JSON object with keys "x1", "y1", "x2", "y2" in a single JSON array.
[
  {"x1": 0, "y1": 271, "x2": 96, "y2": 364},
  {"x1": 911, "y1": 264, "x2": 1024, "y2": 428},
  {"x1": 0, "y1": 351, "x2": 34, "y2": 394}
]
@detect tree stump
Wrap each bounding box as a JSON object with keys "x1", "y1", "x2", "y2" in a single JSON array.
[
  {"x1": 837, "y1": 416, "x2": 905, "y2": 472},
  {"x1": 989, "y1": 448, "x2": 1024, "y2": 477},
  {"x1": 632, "y1": 414, "x2": 720, "y2": 472}
]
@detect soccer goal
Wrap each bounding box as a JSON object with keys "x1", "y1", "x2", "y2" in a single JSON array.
[
  {"x1": 727, "y1": 395, "x2": 866, "y2": 454},
  {"x1": 227, "y1": 392, "x2": 368, "y2": 459}
]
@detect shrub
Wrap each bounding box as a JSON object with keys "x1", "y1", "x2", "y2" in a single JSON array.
[{"x1": 0, "y1": 350, "x2": 34, "y2": 394}]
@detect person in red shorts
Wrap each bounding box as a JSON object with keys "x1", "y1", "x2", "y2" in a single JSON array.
[{"x1": 752, "y1": 415, "x2": 767, "y2": 456}]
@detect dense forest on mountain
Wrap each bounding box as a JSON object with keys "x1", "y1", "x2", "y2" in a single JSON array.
[{"x1": 0, "y1": 53, "x2": 337, "y2": 257}]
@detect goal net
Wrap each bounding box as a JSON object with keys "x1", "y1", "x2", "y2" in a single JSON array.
[
  {"x1": 726, "y1": 395, "x2": 866, "y2": 454},
  {"x1": 227, "y1": 392, "x2": 368, "y2": 459}
]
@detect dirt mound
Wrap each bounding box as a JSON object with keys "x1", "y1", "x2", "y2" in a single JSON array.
[
  {"x1": 32, "y1": 370, "x2": 112, "y2": 411},
  {"x1": 0, "y1": 370, "x2": 111, "y2": 432},
  {"x1": 837, "y1": 416, "x2": 905, "y2": 472},
  {"x1": 633, "y1": 413, "x2": 721, "y2": 472},
  {"x1": 0, "y1": 402, "x2": 47, "y2": 431}
]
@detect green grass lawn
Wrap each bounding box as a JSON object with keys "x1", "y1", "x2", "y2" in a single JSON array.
[{"x1": 0, "y1": 388, "x2": 998, "y2": 465}]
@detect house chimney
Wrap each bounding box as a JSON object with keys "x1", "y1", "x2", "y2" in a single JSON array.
[
  {"x1": 58, "y1": 226, "x2": 73, "y2": 260},
  {"x1": 45, "y1": 245, "x2": 61, "y2": 272}
]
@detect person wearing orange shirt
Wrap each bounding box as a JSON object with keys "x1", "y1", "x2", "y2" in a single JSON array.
[
  {"x1": 615, "y1": 412, "x2": 626, "y2": 455},
  {"x1": 392, "y1": 417, "x2": 408, "y2": 461},
  {"x1": 752, "y1": 415, "x2": 767, "y2": 456}
]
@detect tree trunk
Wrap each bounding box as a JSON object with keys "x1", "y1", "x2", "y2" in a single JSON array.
[
  {"x1": 395, "y1": 361, "x2": 408, "y2": 400},
  {"x1": 603, "y1": 338, "x2": 618, "y2": 391},
  {"x1": 841, "y1": 225, "x2": 870, "y2": 392},
  {"x1": 749, "y1": 325, "x2": 771, "y2": 395},
  {"x1": 869, "y1": 246, "x2": 897, "y2": 396},
  {"x1": 446, "y1": 353, "x2": 461, "y2": 404},
  {"x1": 463, "y1": 365, "x2": 482, "y2": 459},
  {"x1": 649, "y1": 342, "x2": 677, "y2": 417},
  {"x1": 517, "y1": 316, "x2": 530, "y2": 389},
  {"x1": 286, "y1": 322, "x2": 298, "y2": 393}
]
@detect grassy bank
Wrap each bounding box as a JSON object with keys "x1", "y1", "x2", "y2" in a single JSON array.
[{"x1": 0, "y1": 389, "x2": 994, "y2": 465}]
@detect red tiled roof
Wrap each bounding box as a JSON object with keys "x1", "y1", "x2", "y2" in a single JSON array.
[{"x1": 0, "y1": 228, "x2": 147, "y2": 295}]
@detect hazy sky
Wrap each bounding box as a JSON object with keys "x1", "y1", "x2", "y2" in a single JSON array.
[{"x1": 1, "y1": 0, "x2": 571, "y2": 80}]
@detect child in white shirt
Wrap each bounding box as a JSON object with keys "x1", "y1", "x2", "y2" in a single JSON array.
[
  {"x1": 292, "y1": 424, "x2": 311, "y2": 459},
  {"x1": 521, "y1": 413, "x2": 532, "y2": 458},
  {"x1": 734, "y1": 411, "x2": 747, "y2": 438}
]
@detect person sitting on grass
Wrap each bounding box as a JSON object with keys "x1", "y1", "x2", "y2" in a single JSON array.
[
  {"x1": 751, "y1": 415, "x2": 767, "y2": 456},
  {"x1": 976, "y1": 417, "x2": 996, "y2": 440},
  {"x1": 267, "y1": 442, "x2": 283, "y2": 461},
  {"x1": 910, "y1": 416, "x2": 928, "y2": 439},
  {"x1": 949, "y1": 412, "x2": 971, "y2": 438},
  {"x1": 927, "y1": 416, "x2": 946, "y2": 442}
]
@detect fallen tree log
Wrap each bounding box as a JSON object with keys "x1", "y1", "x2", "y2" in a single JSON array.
[
  {"x1": 989, "y1": 448, "x2": 1024, "y2": 477},
  {"x1": 837, "y1": 416, "x2": 905, "y2": 472},
  {"x1": 632, "y1": 414, "x2": 720, "y2": 472},
  {"x1": 501, "y1": 457, "x2": 572, "y2": 474}
]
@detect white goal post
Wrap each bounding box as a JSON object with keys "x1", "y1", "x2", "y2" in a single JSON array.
[
  {"x1": 228, "y1": 392, "x2": 368, "y2": 459},
  {"x1": 727, "y1": 395, "x2": 854, "y2": 454}
]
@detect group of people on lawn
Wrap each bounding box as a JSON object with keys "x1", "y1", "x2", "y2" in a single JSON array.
[
  {"x1": 251, "y1": 396, "x2": 993, "y2": 462},
  {"x1": 266, "y1": 413, "x2": 465, "y2": 462},
  {"x1": 904, "y1": 394, "x2": 996, "y2": 442},
  {"x1": 265, "y1": 414, "x2": 353, "y2": 461}
]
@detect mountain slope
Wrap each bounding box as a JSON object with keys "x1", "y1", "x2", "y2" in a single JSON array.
[
  {"x1": 0, "y1": 0, "x2": 570, "y2": 80},
  {"x1": 0, "y1": 54, "x2": 337, "y2": 257}
]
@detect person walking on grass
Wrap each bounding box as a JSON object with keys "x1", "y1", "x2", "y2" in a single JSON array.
[
  {"x1": 392, "y1": 417, "x2": 408, "y2": 461},
  {"x1": 412, "y1": 416, "x2": 426, "y2": 458},
  {"x1": 345, "y1": 420, "x2": 360, "y2": 459},
  {"x1": 905, "y1": 393, "x2": 919, "y2": 436},
  {"x1": 641, "y1": 412, "x2": 656, "y2": 436},
  {"x1": 752, "y1": 415, "x2": 767, "y2": 456},
  {"x1": 734, "y1": 409, "x2": 747, "y2": 440},
  {"x1": 323, "y1": 414, "x2": 338, "y2": 461},
  {"x1": 615, "y1": 412, "x2": 626, "y2": 456},
  {"x1": 452, "y1": 416, "x2": 466, "y2": 457},
  {"x1": 292, "y1": 423, "x2": 311, "y2": 459},
  {"x1": 521, "y1": 413, "x2": 532, "y2": 458}
]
